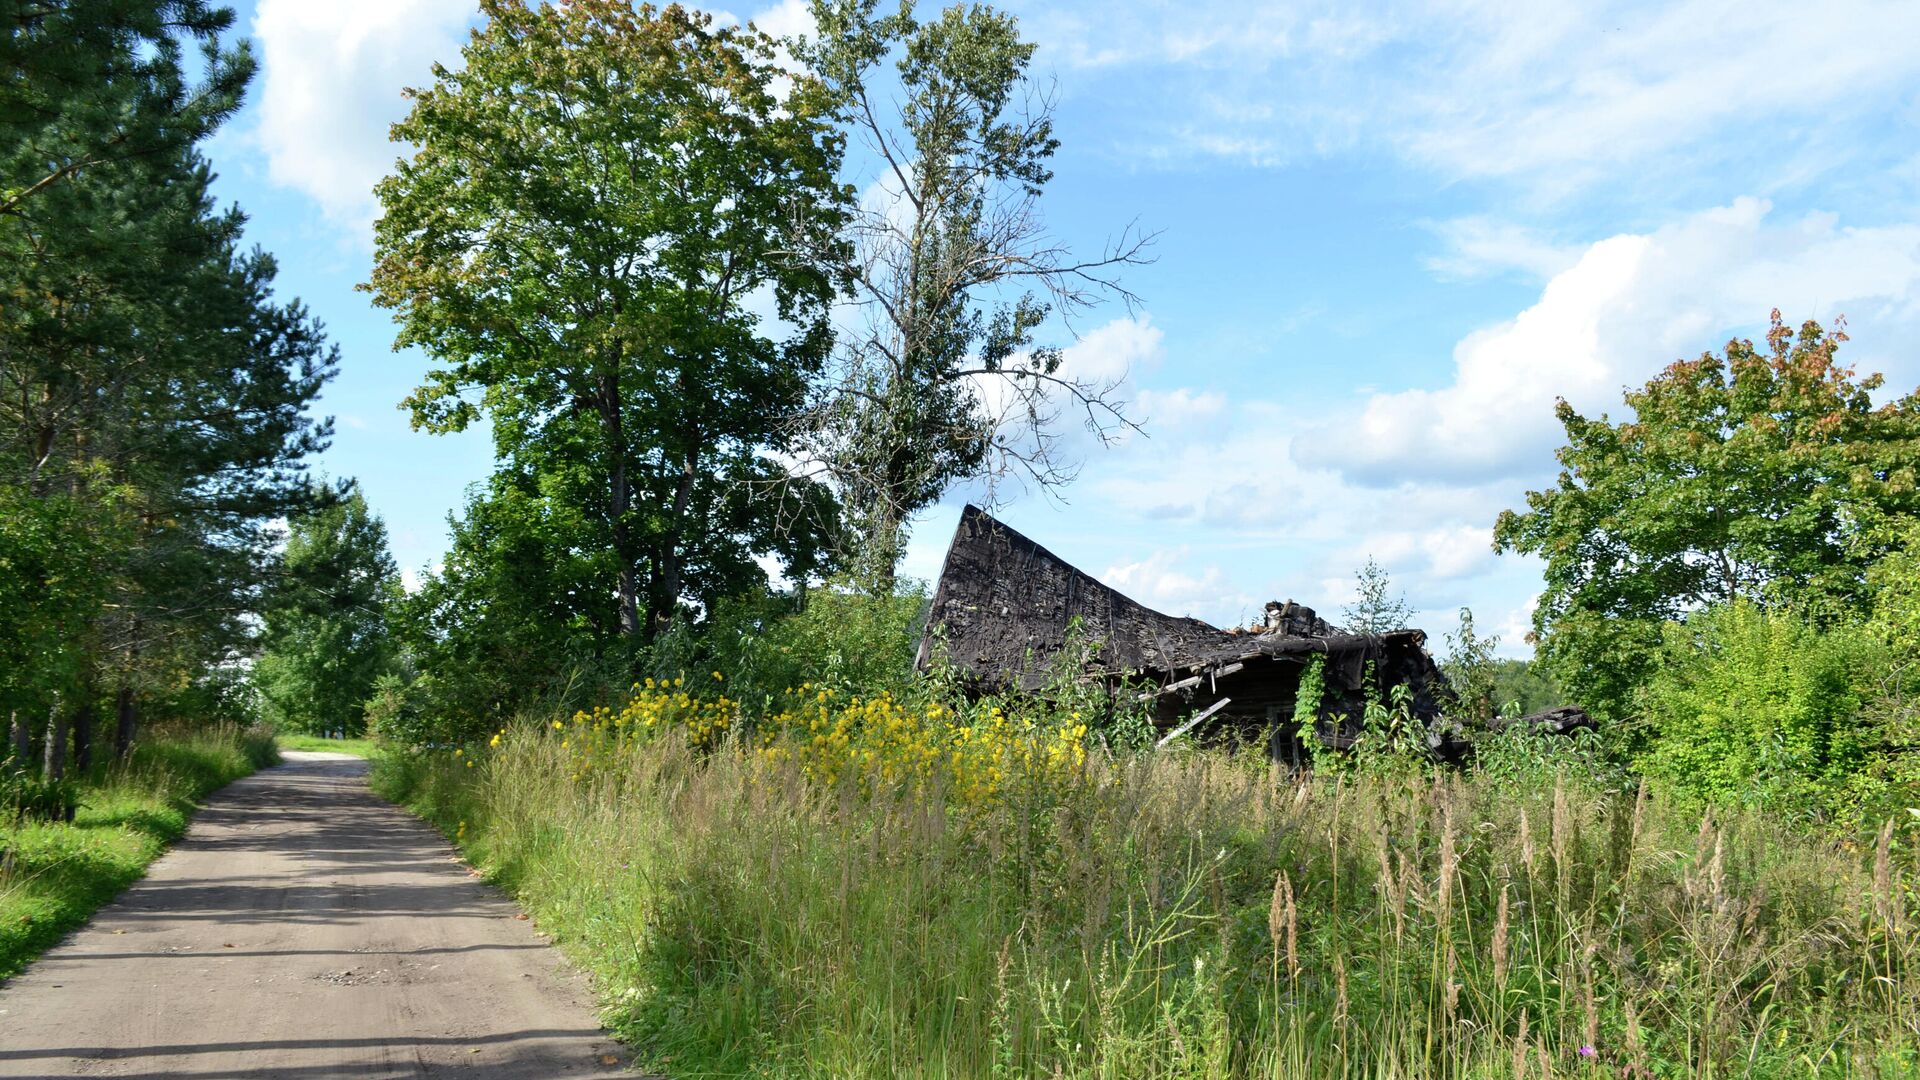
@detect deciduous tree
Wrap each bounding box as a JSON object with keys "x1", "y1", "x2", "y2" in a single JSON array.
[
  {"x1": 368, "y1": 0, "x2": 847, "y2": 641},
  {"x1": 255, "y1": 489, "x2": 397, "y2": 736},
  {"x1": 1494, "y1": 312, "x2": 1920, "y2": 720}
]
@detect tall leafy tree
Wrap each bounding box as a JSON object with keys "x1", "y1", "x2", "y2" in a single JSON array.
[
  {"x1": 255, "y1": 489, "x2": 397, "y2": 736},
  {"x1": 793, "y1": 0, "x2": 1151, "y2": 588},
  {"x1": 368, "y1": 0, "x2": 847, "y2": 643},
  {"x1": 1494, "y1": 312, "x2": 1920, "y2": 721},
  {"x1": 1, "y1": 0, "x2": 336, "y2": 769}
]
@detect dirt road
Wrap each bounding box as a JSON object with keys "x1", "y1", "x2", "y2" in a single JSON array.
[{"x1": 0, "y1": 752, "x2": 628, "y2": 1078}]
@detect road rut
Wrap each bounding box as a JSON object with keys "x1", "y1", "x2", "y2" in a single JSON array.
[{"x1": 0, "y1": 751, "x2": 627, "y2": 1078}]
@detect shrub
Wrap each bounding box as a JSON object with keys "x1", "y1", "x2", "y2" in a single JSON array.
[
  {"x1": 657, "y1": 579, "x2": 928, "y2": 718},
  {"x1": 2, "y1": 763, "x2": 79, "y2": 822},
  {"x1": 1636, "y1": 600, "x2": 1883, "y2": 822}
]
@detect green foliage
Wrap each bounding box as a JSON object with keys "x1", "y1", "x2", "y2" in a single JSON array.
[
  {"x1": 2, "y1": 0, "x2": 336, "y2": 759},
  {"x1": 653, "y1": 579, "x2": 929, "y2": 720},
  {"x1": 0, "y1": 724, "x2": 275, "y2": 978},
  {"x1": 380, "y1": 727, "x2": 1920, "y2": 1078},
  {"x1": 0, "y1": 488, "x2": 121, "y2": 719},
  {"x1": 2, "y1": 762, "x2": 80, "y2": 823},
  {"x1": 1440, "y1": 606, "x2": 1499, "y2": 725},
  {"x1": 1495, "y1": 311, "x2": 1920, "y2": 721},
  {"x1": 1349, "y1": 678, "x2": 1434, "y2": 780},
  {"x1": 274, "y1": 733, "x2": 377, "y2": 758},
  {"x1": 255, "y1": 489, "x2": 397, "y2": 735},
  {"x1": 1487, "y1": 658, "x2": 1563, "y2": 717},
  {"x1": 1471, "y1": 723, "x2": 1618, "y2": 789},
  {"x1": 0, "y1": 1, "x2": 252, "y2": 218},
  {"x1": 1636, "y1": 600, "x2": 1889, "y2": 822},
  {"x1": 1289, "y1": 655, "x2": 1329, "y2": 768},
  {"x1": 1861, "y1": 530, "x2": 1920, "y2": 804},
  {"x1": 1343, "y1": 556, "x2": 1413, "y2": 634},
  {"x1": 367, "y1": 0, "x2": 846, "y2": 640}
]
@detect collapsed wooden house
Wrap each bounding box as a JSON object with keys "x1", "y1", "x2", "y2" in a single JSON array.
[{"x1": 917, "y1": 505, "x2": 1588, "y2": 761}]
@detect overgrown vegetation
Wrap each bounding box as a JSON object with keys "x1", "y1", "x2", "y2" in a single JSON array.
[
  {"x1": 11, "y1": 2, "x2": 1920, "y2": 1076},
  {"x1": 1, "y1": 725, "x2": 276, "y2": 979},
  {"x1": 362, "y1": 305, "x2": 1920, "y2": 1076},
  {"x1": 274, "y1": 733, "x2": 378, "y2": 758},
  {"x1": 381, "y1": 716, "x2": 1918, "y2": 1079}
]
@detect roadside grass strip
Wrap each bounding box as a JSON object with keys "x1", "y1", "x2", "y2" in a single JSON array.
[{"x1": 0, "y1": 725, "x2": 278, "y2": 979}]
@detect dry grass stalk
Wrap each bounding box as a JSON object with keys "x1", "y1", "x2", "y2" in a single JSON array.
[
  {"x1": 1269, "y1": 870, "x2": 1299, "y2": 985},
  {"x1": 1511, "y1": 1010, "x2": 1530, "y2": 1079},
  {"x1": 1625, "y1": 1000, "x2": 1648, "y2": 1076},
  {"x1": 1443, "y1": 944, "x2": 1461, "y2": 1023},
  {"x1": 1874, "y1": 818, "x2": 1901, "y2": 931},
  {"x1": 1550, "y1": 777, "x2": 1571, "y2": 890},
  {"x1": 1492, "y1": 883, "x2": 1512, "y2": 990},
  {"x1": 1519, "y1": 807, "x2": 1537, "y2": 878}
]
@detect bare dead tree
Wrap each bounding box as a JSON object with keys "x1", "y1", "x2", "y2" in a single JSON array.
[{"x1": 787, "y1": 0, "x2": 1154, "y2": 591}]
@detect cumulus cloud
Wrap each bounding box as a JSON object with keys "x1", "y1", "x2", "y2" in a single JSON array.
[
  {"x1": 1297, "y1": 199, "x2": 1920, "y2": 487},
  {"x1": 1348, "y1": 524, "x2": 1496, "y2": 583},
  {"x1": 250, "y1": 0, "x2": 807, "y2": 237},
  {"x1": 250, "y1": 0, "x2": 476, "y2": 235},
  {"x1": 1100, "y1": 548, "x2": 1259, "y2": 625},
  {"x1": 743, "y1": 0, "x2": 814, "y2": 41}
]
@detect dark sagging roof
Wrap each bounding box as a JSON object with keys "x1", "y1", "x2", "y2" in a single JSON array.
[{"x1": 917, "y1": 504, "x2": 1430, "y2": 687}]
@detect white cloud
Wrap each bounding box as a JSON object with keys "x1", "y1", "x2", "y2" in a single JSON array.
[
  {"x1": 251, "y1": 0, "x2": 475, "y2": 235},
  {"x1": 1059, "y1": 315, "x2": 1164, "y2": 385},
  {"x1": 399, "y1": 561, "x2": 443, "y2": 594},
  {"x1": 1136, "y1": 387, "x2": 1226, "y2": 433},
  {"x1": 1424, "y1": 217, "x2": 1581, "y2": 282},
  {"x1": 251, "y1": 0, "x2": 822, "y2": 235},
  {"x1": 1026, "y1": 0, "x2": 1920, "y2": 198},
  {"x1": 1100, "y1": 548, "x2": 1259, "y2": 625},
  {"x1": 1350, "y1": 524, "x2": 1496, "y2": 582},
  {"x1": 745, "y1": 0, "x2": 814, "y2": 41},
  {"x1": 964, "y1": 315, "x2": 1163, "y2": 492},
  {"x1": 1297, "y1": 198, "x2": 1920, "y2": 487}
]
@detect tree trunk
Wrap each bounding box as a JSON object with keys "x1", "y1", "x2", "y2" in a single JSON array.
[
  {"x1": 860, "y1": 500, "x2": 903, "y2": 598},
  {"x1": 8, "y1": 710, "x2": 29, "y2": 764},
  {"x1": 114, "y1": 684, "x2": 138, "y2": 760},
  {"x1": 71, "y1": 698, "x2": 94, "y2": 773},
  {"x1": 43, "y1": 702, "x2": 68, "y2": 783},
  {"x1": 649, "y1": 444, "x2": 700, "y2": 640},
  {"x1": 599, "y1": 370, "x2": 640, "y2": 637}
]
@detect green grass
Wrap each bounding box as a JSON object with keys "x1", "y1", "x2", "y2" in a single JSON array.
[
  {"x1": 276, "y1": 732, "x2": 378, "y2": 758},
  {"x1": 0, "y1": 724, "x2": 278, "y2": 980},
  {"x1": 377, "y1": 726, "x2": 1920, "y2": 1079}
]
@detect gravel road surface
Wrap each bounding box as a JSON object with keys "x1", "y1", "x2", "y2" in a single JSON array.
[{"x1": 0, "y1": 751, "x2": 628, "y2": 1078}]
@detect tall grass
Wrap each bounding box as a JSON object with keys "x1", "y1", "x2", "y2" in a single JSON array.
[
  {"x1": 379, "y1": 728, "x2": 1919, "y2": 1078},
  {"x1": 0, "y1": 723, "x2": 279, "y2": 978}
]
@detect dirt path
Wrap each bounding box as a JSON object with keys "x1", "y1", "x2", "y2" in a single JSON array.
[{"x1": 0, "y1": 752, "x2": 628, "y2": 1078}]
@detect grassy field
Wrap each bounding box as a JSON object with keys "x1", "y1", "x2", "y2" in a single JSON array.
[
  {"x1": 276, "y1": 732, "x2": 379, "y2": 758},
  {"x1": 0, "y1": 725, "x2": 278, "y2": 979},
  {"x1": 378, "y1": 724, "x2": 1919, "y2": 1079}
]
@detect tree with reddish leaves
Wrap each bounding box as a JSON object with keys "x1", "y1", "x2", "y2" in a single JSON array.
[{"x1": 1495, "y1": 311, "x2": 1920, "y2": 722}]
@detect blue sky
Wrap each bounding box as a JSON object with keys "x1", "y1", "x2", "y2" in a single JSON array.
[{"x1": 203, "y1": 0, "x2": 1920, "y2": 656}]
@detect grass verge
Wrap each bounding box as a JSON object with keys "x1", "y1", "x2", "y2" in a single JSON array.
[
  {"x1": 0, "y1": 724, "x2": 278, "y2": 980},
  {"x1": 276, "y1": 733, "x2": 378, "y2": 758},
  {"x1": 378, "y1": 725, "x2": 1919, "y2": 1079}
]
